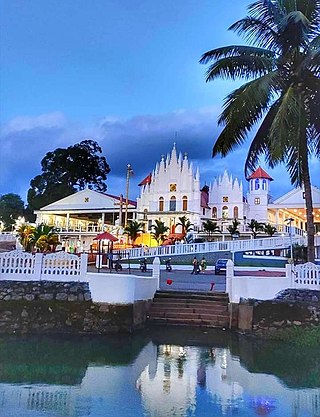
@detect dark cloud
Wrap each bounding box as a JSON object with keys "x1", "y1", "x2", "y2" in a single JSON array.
[{"x1": 1, "y1": 109, "x2": 319, "y2": 203}]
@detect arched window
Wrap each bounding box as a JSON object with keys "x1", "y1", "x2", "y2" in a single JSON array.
[
  {"x1": 233, "y1": 206, "x2": 239, "y2": 218},
  {"x1": 222, "y1": 206, "x2": 229, "y2": 219},
  {"x1": 169, "y1": 196, "x2": 176, "y2": 211},
  {"x1": 159, "y1": 197, "x2": 164, "y2": 212},
  {"x1": 251, "y1": 181, "x2": 253, "y2": 191},
  {"x1": 182, "y1": 196, "x2": 188, "y2": 211},
  {"x1": 255, "y1": 179, "x2": 260, "y2": 190},
  {"x1": 143, "y1": 209, "x2": 148, "y2": 221},
  {"x1": 262, "y1": 179, "x2": 267, "y2": 190},
  {"x1": 212, "y1": 207, "x2": 217, "y2": 218}
]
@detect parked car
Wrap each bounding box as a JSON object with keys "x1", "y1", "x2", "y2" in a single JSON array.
[{"x1": 214, "y1": 259, "x2": 228, "y2": 275}]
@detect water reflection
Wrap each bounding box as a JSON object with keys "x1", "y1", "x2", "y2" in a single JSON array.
[{"x1": 0, "y1": 330, "x2": 318, "y2": 416}]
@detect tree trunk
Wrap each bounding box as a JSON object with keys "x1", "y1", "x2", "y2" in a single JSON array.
[{"x1": 302, "y1": 160, "x2": 315, "y2": 263}]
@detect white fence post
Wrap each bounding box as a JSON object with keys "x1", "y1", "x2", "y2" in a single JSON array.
[
  {"x1": 80, "y1": 253, "x2": 88, "y2": 281},
  {"x1": 226, "y1": 259, "x2": 234, "y2": 302},
  {"x1": 34, "y1": 253, "x2": 43, "y2": 280},
  {"x1": 286, "y1": 263, "x2": 295, "y2": 288},
  {"x1": 152, "y1": 257, "x2": 161, "y2": 290}
]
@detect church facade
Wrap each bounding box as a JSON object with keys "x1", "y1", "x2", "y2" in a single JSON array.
[{"x1": 136, "y1": 144, "x2": 320, "y2": 237}]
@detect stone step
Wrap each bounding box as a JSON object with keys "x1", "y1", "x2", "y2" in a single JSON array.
[
  {"x1": 148, "y1": 316, "x2": 229, "y2": 328},
  {"x1": 151, "y1": 299, "x2": 228, "y2": 308},
  {"x1": 149, "y1": 304, "x2": 228, "y2": 314},
  {"x1": 154, "y1": 291, "x2": 229, "y2": 301},
  {"x1": 148, "y1": 311, "x2": 229, "y2": 320}
]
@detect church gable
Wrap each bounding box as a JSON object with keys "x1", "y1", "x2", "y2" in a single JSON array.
[{"x1": 40, "y1": 189, "x2": 120, "y2": 211}]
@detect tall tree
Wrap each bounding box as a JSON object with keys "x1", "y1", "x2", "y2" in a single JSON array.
[
  {"x1": 151, "y1": 220, "x2": 170, "y2": 245},
  {"x1": 27, "y1": 140, "x2": 111, "y2": 211},
  {"x1": 0, "y1": 193, "x2": 25, "y2": 230},
  {"x1": 200, "y1": 0, "x2": 320, "y2": 262},
  {"x1": 227, "y1": 219, "x2": 240, "y2": 238}
]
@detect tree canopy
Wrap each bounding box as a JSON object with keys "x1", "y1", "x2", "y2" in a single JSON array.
[
  {"x1": 27, "y1": 140, "x2": 110, "y2": 211},
  {"x1": 0, "y1": 193, "x2": 25, "y2": 230},
  {"x1": 200, "y1": 0, "x2": 320, "y2": 261}
]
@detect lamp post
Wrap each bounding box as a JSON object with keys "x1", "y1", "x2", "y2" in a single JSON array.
[
  {"x1": 124, "y1": 164, "x2": 133, "y2": 227},
  {"x1": 285, "y1": 217, "x2": 294, "y2": 263}
]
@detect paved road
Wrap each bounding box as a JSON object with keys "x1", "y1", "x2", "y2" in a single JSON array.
[{"x1": 88, "y1": 264, "x2": 226, "y2": 292}]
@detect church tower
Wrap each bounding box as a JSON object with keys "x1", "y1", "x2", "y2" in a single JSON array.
[
  {"x1": 246, "y1": 167, "x2": 273, "y2": 223},
  {"x1": 136, "y1": 144, "x2": 201, "y2": 232}
]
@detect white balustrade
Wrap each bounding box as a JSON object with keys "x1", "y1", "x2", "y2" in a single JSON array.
[
  {"x1": 0, "y1": 250, "x2": 35, "y2": 275},
  {"x1": 0, "y1": 233, "x2": 16, "y2": 242},
  {"x1": 116, "y1": 236, "x2": 306, "y2": 260}
]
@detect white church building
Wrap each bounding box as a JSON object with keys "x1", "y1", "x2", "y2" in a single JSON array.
[
  {"x1": 136, "y1": 144, "x2": 320, "y2": 237},
  {"x1": 34, "y1": 144, "x2": 320, "y2": 246}
]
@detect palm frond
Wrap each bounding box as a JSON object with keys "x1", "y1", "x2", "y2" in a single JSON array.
[
  {"x1": 199, "y1": 45, "x2": 273, "y2": 64},
  {"x1": 244, "y1": 99, "x2": 281, "y2": 176},
  {"x1": 213, "y1": 72, "x2": 279, "y2": 158},
  {"x1": 229, "y1": 17, "x2": 279, "y2": 49},
  {"x1": 204, "y1": 55, "x2": 274, "y2": 82}
]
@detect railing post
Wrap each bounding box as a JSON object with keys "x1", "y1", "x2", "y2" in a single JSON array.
[
  {"x1": 34, "y1": 253, "x2": 43, "y2": 281},
  {"x1": 226, "y1": 259, "x2": 234, "y2": 302},
  {"x1": 80, "y1": 253, "x2": 88, "y2": 281},
  {"x1": 152, "y1": 257, "x2": 161, "y2": 290}
]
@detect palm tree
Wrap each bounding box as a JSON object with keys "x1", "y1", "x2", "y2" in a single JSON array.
[
  {"x1": 247, "y1": 219, "x2": 265, "y2": 238},
  {"x1": 200, "y1": 0, "x2": 320, "y2": 262},
  {"x1": 176, "y1": 216, "x2": 193, "y2": 236},
  {"x1": 151, "y1": 219, "x2": 169, "y2": 245},
  {"x1": 264, "y1": 223, "x2": 277, "y2": 236},
  {"x1": 123, "y1": 220, "x2": 144, "y2": 245},
  {"x1": 32, "y1": 224, "x2": 60, "y2": 251},
  {"x1": 202, "y1": 220, "x2": 220, "y2": 241},
  {"x1": 227, "y1": 219, "x2": 240, "y2": 239}
]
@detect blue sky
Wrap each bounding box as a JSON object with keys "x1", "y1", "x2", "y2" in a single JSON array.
[{"x1": 1, "y1": 0, "x2": 319, "y2": 202}]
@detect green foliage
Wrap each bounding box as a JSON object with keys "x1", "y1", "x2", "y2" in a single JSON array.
[
  {"x1": 247, "y1": 219, "x2": 265, "y2": 238},
  {"x1": 16, "y1": 223, "x2": 60, "y2": 252},
  {"x1": 200, "y1": 0, "x2": 320, "y2": 261},
  {"x1": 202, "y1": 220, "x2": 220, "y2": 240},
  {"x1": 151, "y1": 219, "x2": 169, "y2": 245},
  {"x1": 27, "y1": 140, "x2": 110, "y2": 211},
  {"x1": 0, "y1": 194, "x2": 25, "y2": 230},
  {"x1": 176, "y1": 216, "x2": 193, "y2": 235},
  {"x1": 292, "y1": 243, "x2": 307, "y2": 263},
  {"x1": 123, "y1": 220, "x2": 144, "y2": 245},
  {"x1": 227, "y1": 219, "x2": 240, "y2": 237},
  {"x1": 264, "y1": 223, "x2": 277, "y2": 236}
]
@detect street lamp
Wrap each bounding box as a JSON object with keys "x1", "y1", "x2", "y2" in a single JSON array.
[
  {"x1": 124, "y1": 164, "x2": 133, "y2": 227},
  {"x1": 285, "y1": 217, "x2": 294, "y2": 263}
]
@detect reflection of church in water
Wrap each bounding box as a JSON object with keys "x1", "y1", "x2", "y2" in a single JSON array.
[{"x1": 0, "y1": 341, "x2": 319, "y2": 416}]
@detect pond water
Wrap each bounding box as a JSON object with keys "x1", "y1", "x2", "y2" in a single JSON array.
[{"x1": 0, "y1": 328, "x2": 319, "y2": 417}]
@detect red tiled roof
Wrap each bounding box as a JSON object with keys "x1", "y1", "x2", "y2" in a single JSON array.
[
  {"x1": 247, "y1": 167, "x2": 273, "y2": 181},
  {"x1": 138, "y1": 173, "x2": 152, "y2": 186}
]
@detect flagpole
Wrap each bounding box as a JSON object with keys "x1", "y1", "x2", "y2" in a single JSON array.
[{"x1": 124, "y1": 164, "x2": 132, "y2": 227}]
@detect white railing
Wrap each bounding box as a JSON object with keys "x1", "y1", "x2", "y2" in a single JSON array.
[
  {"x1": 0, "y1": 233, "x2": 16, "y2": 242},
  {"x1": 293, "y1": 262, "x2": 320, "y2": 289},
  {"x1": 0, "y1": 251, "x2": 88, "y2": 282},
  {"x1": 116, "y1": 236, "x2": 306, "y2": 260}
]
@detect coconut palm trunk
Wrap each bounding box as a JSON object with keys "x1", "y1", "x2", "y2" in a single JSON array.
[{"x1": 302, "y1": 154, "x2": 315, "y2": 262}]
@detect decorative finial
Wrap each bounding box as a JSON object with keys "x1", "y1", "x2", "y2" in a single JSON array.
[
  {"x1": 184, "y1": 152, "x2": 187, "y2": 159},
  {"x1": 161, "y1": 154, "x2": 165, "y2": 161}
]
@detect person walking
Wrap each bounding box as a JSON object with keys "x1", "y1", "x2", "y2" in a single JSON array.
[
  {"x1": 191, "y1": 257, "x2": 199, "y2": 274},
  {"x1": 200, "y1": 257, "x2": 207, "y2": 273}
]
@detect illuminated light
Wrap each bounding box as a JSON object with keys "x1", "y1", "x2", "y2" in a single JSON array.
[{"x1": 294, "y1": 209, "x2": 297, "y2": 212}]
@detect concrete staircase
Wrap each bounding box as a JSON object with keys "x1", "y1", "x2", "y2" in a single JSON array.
[{"x1": 147, "y1": 291, "x2": 230, "y2": 328}]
